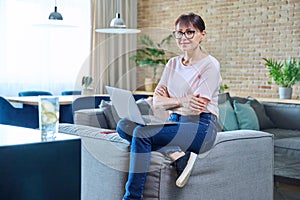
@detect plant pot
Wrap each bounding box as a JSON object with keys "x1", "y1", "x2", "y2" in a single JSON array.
[
  {"x1": 144, "y1": 78, "x2": 159, "y2": 92},
  {"x1": 82, "y1": 88, "x2": 94, "y2": 95},
  {"x1": 279, "y1": 87, "x2": 292, "y2": 99}
]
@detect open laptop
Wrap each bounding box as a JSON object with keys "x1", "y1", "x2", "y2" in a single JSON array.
[{"x1": 105, "y1": 86, "x2": 177, "y2": 126}]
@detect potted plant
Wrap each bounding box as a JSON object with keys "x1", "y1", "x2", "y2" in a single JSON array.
[
  {"x1": 219, "y1": 84, "x2": 229, "y2": 94},
  {"x1": 131, "y1": 34, "x2": 175, "y2": 91},
  {"x1": 263, "y1": 57, "x2": 300, "y2": 99},
  {"x1": 81, "y1": 76, "x2": 93, "y2": 95}
]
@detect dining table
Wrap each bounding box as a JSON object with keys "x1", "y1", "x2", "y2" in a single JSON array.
[
  {"x1": 6, "y1": 91, "x2": 152, "y2": 124},
  {"x1": 6, "y1": 95, "x2": 86, "y2": 124},
  {"x1": 6, "y1": 90, "x2": 153, "y2": 106},
  {"x1": 6, "y1": 95, "x2": 81, "y2": 106}
]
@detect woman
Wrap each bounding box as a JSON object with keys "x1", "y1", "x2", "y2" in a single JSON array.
[{"x1": 117, "y1": 13, "x2": 221, "y2": 200}]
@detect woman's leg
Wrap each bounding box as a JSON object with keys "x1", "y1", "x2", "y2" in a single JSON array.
[
  {"x1": 118, "y1": 114, "x2": 218, "y2": 199},
  {"x1": 123, "y1": 126, "x2": 152, "y2": 200},
  {"x1": 117, "y1": 113, "x2": 217, "y2": 154},
  {"x1": 116, "y1": 118, "x2": 139, "y2": 143},
  {"x1": 173, "y1": 113, "x2": 218, "y2": 187},
  {"x1": 121, "y1": 121, "x2": 203, "y2": 199},
  {"x1": 120, "y1": 123, "x2": 180, "y2": 200}
]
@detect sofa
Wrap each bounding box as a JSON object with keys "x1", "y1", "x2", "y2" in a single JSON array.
[
  {"x1": 217, "y1": 93, "x2": 300, "y2": 185},
  {"x1": 262, "y1": 102, "x2": 300, "y2": 184},
  {"x1": 58, "y1": 94, "x2": 278, "y2": 200}
]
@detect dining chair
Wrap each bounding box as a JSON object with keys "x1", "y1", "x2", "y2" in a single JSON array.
[
  {"x1": 61, "y1": 90, "x2": 82, "y2": 96},
  {"x1": 18, "y1": 90, "x2": 53, "y2": 96},
  {"x1": 0, "y1": 96, "x2": 39, "y2": 128}
]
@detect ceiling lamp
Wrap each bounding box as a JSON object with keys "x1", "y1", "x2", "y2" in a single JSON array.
[
  {"x1": 33, "y1": 0, "x2": 77, "y2": 28},
  {"x1": 95, "y1": 0, "x2": 140, "y2": 34},
  {"x1": 49, "y1": 0, "x2": 63, "y2": 20}
]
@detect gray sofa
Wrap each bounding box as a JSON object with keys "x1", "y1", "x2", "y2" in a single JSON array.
[
  {"x1": 225, "y1": 95, "x2": 300, "y2": 185},
  {"x1": 58, "y1": 95, "x2": 278, "y2": 200},
  {"x1": 262, "y1": 102, "x2": 300, "y2": 184},
  {"x1": 60, "y1": 124, "x2": 273, "y2": 200}
]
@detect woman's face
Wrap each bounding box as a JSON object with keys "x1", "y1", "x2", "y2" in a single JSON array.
[{"x1": 174, "y1": 22, "x2": 206, "y2": 52}]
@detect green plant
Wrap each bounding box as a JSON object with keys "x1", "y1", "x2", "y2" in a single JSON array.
[
  {"x1": 263, "y1": 57, "x2": 300, "y2": 88},
  {"x1": 81, "y1": 76, "x2": 93, "y2": 89},
  {"x1": 219, "y1": 84, "x2": 229, "y2": 93},
  {"x1": 131, "y1": 34, "x2": 175, "y2": 79}
]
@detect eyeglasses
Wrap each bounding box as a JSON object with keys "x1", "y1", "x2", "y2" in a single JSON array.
[{"x1": 172, "y1": 30, "x2": 196, "y2": 39}]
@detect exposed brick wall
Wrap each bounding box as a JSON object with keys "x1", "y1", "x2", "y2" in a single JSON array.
[{"x1": 137, "y1": 0, "x2": 300, "y2": 99}]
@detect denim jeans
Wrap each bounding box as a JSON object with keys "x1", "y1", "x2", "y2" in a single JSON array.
[{"x1": 116, "y1": 113, "x2": 218, "y2": 200}]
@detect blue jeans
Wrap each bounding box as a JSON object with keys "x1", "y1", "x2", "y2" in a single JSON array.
[{"x1": 116, "y1": 113, "x2": 218, "y2": 200}]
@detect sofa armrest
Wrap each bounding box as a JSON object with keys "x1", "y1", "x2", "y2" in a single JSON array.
[
  {"x1": 262, "y1": 102, "x2": 300, "y2": 130},
  {"x1": 74, "y1": 108, "x2": 109, "y2": 129}
]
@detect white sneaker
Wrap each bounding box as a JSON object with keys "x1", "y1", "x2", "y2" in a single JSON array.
[{"x1": 175, "y1": 151, "x2": 197, "y2": 188}]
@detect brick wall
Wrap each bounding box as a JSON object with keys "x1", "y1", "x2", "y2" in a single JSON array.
[{"x1": 137, "y1": 0, "x2": 300, "y2": 99}]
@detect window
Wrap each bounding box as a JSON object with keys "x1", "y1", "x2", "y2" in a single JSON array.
[{"x1": 0, "y1": 0, "x2": 91, "y2": 96}]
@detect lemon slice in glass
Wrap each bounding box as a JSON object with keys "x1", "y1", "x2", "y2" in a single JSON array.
[
  {"x1": 41, "y1": 111, "x2": 58, "y2": 125},
  {"x1": 41, "y1": 100, "x2": 56, "y2": 113}
]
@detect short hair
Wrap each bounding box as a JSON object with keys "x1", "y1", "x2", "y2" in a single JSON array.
[{"x1": 175, "y1": 13, "x2": 206, "y2": 32}]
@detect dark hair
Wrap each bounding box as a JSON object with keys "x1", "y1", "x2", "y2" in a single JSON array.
[{"x1": 175, "y1": 13, "x2": 205, "y2": 32}]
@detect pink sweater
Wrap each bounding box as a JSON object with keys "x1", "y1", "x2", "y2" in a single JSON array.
[{"x1": 157, "y1": 55, "x2": 221, "y2": 117}]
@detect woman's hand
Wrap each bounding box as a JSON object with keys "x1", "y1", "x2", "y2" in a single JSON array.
[
  {"x1": 153, "y1": 85, "x2": 181, "y2": 110},
  {"x1": 190, "y1": 94, "x2": 210, "y2": 112},
  {"x1": 154, "y1": 85, "x2": 170, "y2": 97},
  {"x1": 180, "y1": 94, "x2": 210, "y2": 114}
]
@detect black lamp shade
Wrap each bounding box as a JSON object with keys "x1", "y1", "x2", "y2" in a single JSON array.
[{"x1": 49, "y1": 6, "x2": 63, "y2": 20}]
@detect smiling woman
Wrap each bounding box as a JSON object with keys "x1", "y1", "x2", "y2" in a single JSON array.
[{"x1": 0, "y1": 0, "x2": 91, "y2": 96}]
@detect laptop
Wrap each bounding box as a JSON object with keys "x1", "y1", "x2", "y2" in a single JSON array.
[{"x1": 105, "y1": 86, "x2": 177, "y2": 126}]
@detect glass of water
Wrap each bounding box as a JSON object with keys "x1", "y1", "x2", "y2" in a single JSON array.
[{"x1": 38, "y1": 96, "x2": 59, "y2": 139}]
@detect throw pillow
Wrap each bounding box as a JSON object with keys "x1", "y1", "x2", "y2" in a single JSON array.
[
  {"x1": 218, "y1": 100, "x2": 239, "y2": 131},
  {"x1": 218, "y1": 92, "x2": 231, "y2": 104},
  {"x1": 99, "y1": 99, "x2": 155, "y2": 129},
  {"x1": 233, "y1": 100, "x2": 259, "y2": 130},
  {"x1": 246, "y1": 97, "x2": 276, "y2": 129},
  {"x1": 136, "y1": 99, "x2": 153, "y2": 115},
  {"x1": 231, "y1": 96, "x2": 276, "y2": 130},
  {"x1": 99, "y1": 100, "x2": 121, "y2": 129}
]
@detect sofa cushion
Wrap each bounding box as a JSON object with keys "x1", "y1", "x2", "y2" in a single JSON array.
[
  {"x1": 218, "y1": 100, "x2": 239, "y2": 131},
  {"x1": 231, "y1": 96, "x2": 276, "y2": 130},
  {"x1": 263, "y1": 102, "x2": 300, "y2": 130},
  {"x1": 74, "y1": 108, "x2": 109, "y2": 129},
  {"x1": 262, "y1": 128, "x2": 300, "y2": 139},
  {"x1": 274, "y1": 137, "x2": 300, "y2": 158},
  {"x1": 59, "y1": 123, "x2": 129, "y2": 146},
  {"x1": 98, "y1": 99, "x2": 154, "y2": 130},
  {"x1": 136, "y1": 98, "x2": 153, "y2": 115},
  {"x1": 99, "y1": 100, "x2": 121, "y2": 129},
  {"x1": 233, "y1": 100, "x2": 259, "y2": 130}
]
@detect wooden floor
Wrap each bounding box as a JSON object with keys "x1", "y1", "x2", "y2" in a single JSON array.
[{"x1": 274, "y1": 182, "x2": 300, "y2": 200}]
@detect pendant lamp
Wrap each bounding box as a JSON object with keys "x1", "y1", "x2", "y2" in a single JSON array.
[
  {"x1": 95, "y1": 0, "x2": 140, "y2": 34},
  {"x1": 49, "y1": 0, "x2": 63, "y2": 20},
  {"x1": 33, "y1": 0, "x2": 77, "y2": 28}
]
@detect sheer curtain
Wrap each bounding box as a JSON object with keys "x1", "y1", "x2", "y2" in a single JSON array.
[
  {"x1": 91, "y1": 0, "x2": 138, "y2": 94},
  {"x1": 0, "y1": 0, "x2": 91, "y2": 96}
]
